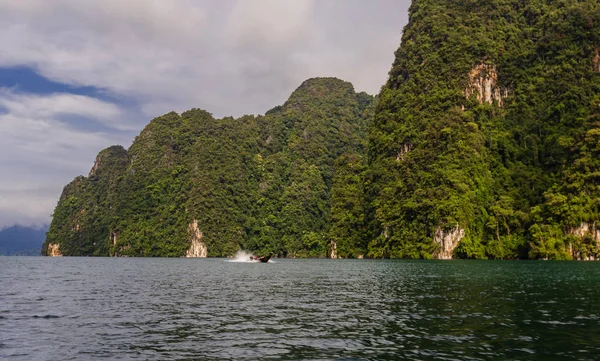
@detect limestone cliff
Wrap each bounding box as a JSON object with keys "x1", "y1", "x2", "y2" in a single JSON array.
[
  {"x1": 186, "y1": 220, "x2": 208, "y2": 258},
  {"x1": 329, "y1": 241, "x2": 338, "y2": 259},
  {"x1": 44, "y1": 0, "x2": 600, "y2": 260},
  {"x1": 464, "y1": 64, "x2": 509, "y2": 107},
  {"x1": 46, "y1": 243, "x2": 62, "y2": 257},
  {"x1": 433, "y1": 225, "x2": 465, "y2": 260},
  {"x1": 368, "y1": 0, "x2": 600, "y2": 259},
  {"x1": 569, "y1": 222, "x2": 600, "y2": 260},
  {"x1": 44, "y1": 78, "x2": 373, "y2": 257}
]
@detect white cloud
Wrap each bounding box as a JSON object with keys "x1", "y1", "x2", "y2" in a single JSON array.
[
  {"x1": 0, "y1": 90, "x2": 131, "y2": 227},
  {"x1": 0, "y1": 186, "x2": 58, "y2": 228},
  {"x1": 0, "y1": 0, "x2": 409, "y2": 118},
  {"x1": 0, "y1": 90, "x2": 122, "y2": 123},
  {"x1": 227, "y1": 0, "x2": 315, "y2": 49},
  {"x1": 0, "y1": 0, "x2": 206, "y2": 44}
]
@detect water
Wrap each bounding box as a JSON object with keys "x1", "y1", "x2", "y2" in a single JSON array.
[{"x1": 1, "y1": 258, "x2": 599, "y2": 360}]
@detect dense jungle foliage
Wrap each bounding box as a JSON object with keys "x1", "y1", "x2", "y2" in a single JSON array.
[
  {"x1": 44, "y1": 78, "x2": 374, "y2": 257},
  {"x1": 368, "y1": 0, "x2": 600, "y2": 260},
  {"x1": 45, "y1": 0, "x2": 600, "y2": 259}
]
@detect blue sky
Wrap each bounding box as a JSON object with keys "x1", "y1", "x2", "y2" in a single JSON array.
[
  {"x1": 0, "y1": 67, "x2": 100, "y2": 97},
  {"x1": 0, "y1": 0, "x2": 410, "y2": 228}
]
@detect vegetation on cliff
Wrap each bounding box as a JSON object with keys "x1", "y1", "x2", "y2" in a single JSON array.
[
  {"x1": 44, "y1": 78, "x2": 374, "y2": 257},
  {"x1": 45, "y1": 0, "x2": 600, "y2": 259},
  {"x1": 368, "y1": 0, "x2": 600, "y2": 260}
]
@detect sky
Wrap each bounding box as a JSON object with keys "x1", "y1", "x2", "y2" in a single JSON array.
[{"x1": 0, "y1": 0, "x2": 410, "y2": 229}]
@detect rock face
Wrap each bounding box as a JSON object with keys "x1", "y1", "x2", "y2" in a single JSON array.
[
  {"x1": 329, "y1": 241, "x2": 338, "y2": 259},
  {"x1": 570, "y1": 222, "x2": 600, "y2": 241},
  {"x1": 396, "y1": 143, "x2": 411, "y2": 161},
  {"x1": 89, "y1": 154, "x2": 102, "y2": 177},
  {"x1": 465, "y1": 64, "x2": 508, "y2": 106},
  {"x1": 433, "y1": 225, "x2": 464, "y2": 260},
  {"x1": 47, "y1": 243, "x2": 62, "y2": 257},
  {"x1": 186, "y1": 220, "x2": 208, "y2": 258},
  {"x1": 569, "y1": 222, "x2": 600, "y2": 260}
]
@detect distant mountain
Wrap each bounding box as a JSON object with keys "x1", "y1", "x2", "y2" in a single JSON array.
[{"x1": 0, "y1": 225, "x2": 47, "y2": 256}]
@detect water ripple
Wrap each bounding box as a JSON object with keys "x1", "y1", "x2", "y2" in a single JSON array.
[{"x1": 1, "y1": 258, "x2": 600, "y2": 360}]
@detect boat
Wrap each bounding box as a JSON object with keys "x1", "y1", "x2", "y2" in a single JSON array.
[{"x1": 251, "y1": 254, "x2": 271, "y2": 263}]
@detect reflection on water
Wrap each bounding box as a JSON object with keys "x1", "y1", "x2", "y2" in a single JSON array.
[{"x1": 1, "y1": 258, "x2": 599, "y2": 360}]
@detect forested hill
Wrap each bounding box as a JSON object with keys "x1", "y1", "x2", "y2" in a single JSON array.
[
  {"x1": 43, "y1": 78, "x2": 375, "y2": 257},
  {"x1": 45, "y1": 0, "x2": 600, "y2": 260},
  {"x1": 368, "y1": 0, "x2": 600, "y2": 260}
]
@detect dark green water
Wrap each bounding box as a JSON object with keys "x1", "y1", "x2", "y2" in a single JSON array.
[{"x1": 1, "y1": 258, "x2": 599, "y2": 360}]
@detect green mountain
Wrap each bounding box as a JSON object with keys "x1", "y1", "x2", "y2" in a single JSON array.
[
  {"x1": 43, "y1": 78, "x2": 374, "y2": 257},
  {"x1": 367, "y1": 0, "x2": 600, "y2": 260},
  {"x1": 45, "y1": 0, "x2": 600, "y2": 260}
]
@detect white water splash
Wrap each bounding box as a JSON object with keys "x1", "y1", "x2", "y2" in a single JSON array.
[{"x1": 229, "y1": 251, "x2": 255, "y2": 263}]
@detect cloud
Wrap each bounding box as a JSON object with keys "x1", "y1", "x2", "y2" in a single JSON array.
[
  {"x1": 0, "y1": 185, "x2": 58, "y2": 228},
  {"x1": 0, "y1": 90, "x2": 123, "y2": 126},
  {"x1": 227, "y1": 0, "x2": 316, "y2": 50},
  {"x1": 0, "y1": 0, "x2": 409, "y2": 117},
  {"x1": 0, "y1": 89, "x2": 132, "y2": 227},
  {"x1": 0, "y1": 0, "x2": 211, "y2": 115},
  {"x1": 0, "y1": 0, "x2": 411, "y2": 227}
]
